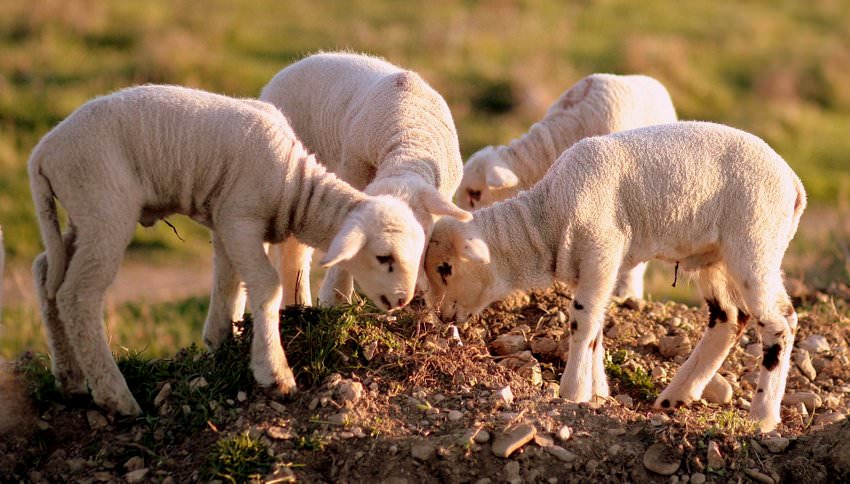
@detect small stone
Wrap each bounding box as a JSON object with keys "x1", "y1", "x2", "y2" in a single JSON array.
[
  {"x1": 162, "y1": 477, "x2": 176, "y2": 484},
  {"x1": 492, "y1": 423, "x2": 537, "y2": 458},
  {"x1": 363, "y1": 340, "x2": 378, "y2": 361},
  {"x1": 336, "y1": 380, "x2": 363, "y2": 406},
  {"x1": 650, "y1": 414, "x2": 671, "y2": 426},
  {"x1": 745, "y1": 343, "x2": 763, "y2": 358},
  {"x1": 493, "y1": 386, "x2": 514, "y2": 406},
  {"x1": 744, "y1": 468, "x2": 775, "y2": 483},
  {"x1": 188, "y1": 376, "x2": 208, "y2": 391},
  {"x1": 67, "y1": 457, "x2": 87, "y2": 473},
  {"x1": 799, "y1": 335, "x2": 830, "y2": 354},
  {"x1": 491, "y1": 333, "x2": 528, "y2": 356},
  {"x1": 269, "y1": 400, "x2": 287, "y2": 414},
  {"x1": 706, "y1": 440, "x2": 724, "y2": 469},
  {"x1": 124, "y1": 469, "x2": 149, "y2": 484},
  {"x1": 266, "y1": 426, "x2": 294, "y2": 440},
  {"x1": 530, "y1": 336, "x2": 559, "y2": 355},
  {"x1": 237, "y1": 391, "x2": 247, "y2": 402},
  {"x1": 639, "y1": 333, "x2": 658, "y2": 347},
  {"x1": 690, "y1": 472, "x2": 706, "y2": 484},
  {"x1": 659, "y1": 334, "x2": 691, "y2": 359},
  {"x1": 154, "y1": 382, "x2": 172, "y2": 407},
  {"x1": 86, "y1": 410, "x2": 108, "y2": 430},
  {"x1": 652, "y1": 366, "x2": 667, "y2": 379},
  {"x1": 448, "y1": 410, "x2": 463, "y2": 422},
  {"x1": 782, "y1": 391, "x2": 822, "y2": 412},
  {"x1": 92, "y1": 472, "x2": 114, "y2": 482},
  {"x1": 604, "y1": 324, "x2": 620, "y2": 339},
  {"x1": 614, "y1": 394, "x2": 634, "y2": 408},
  {"x1": 533, "y1": 433, "x2": 554, "y2": 447},
  {"x1": 547, "y1": 445, "x2": 578, "y2": 462},
  {"x1": 556, "y1": 425, "x2": 572, "y2": 442},
  {"x1": 328, "y1": 411, "x2": 350, "y2": 426},
  {"x1": 607, "y1": 428, "x2": 627, "y2": 436},
  {"x1": 504, "y1": 461, "x2": 522, "y2": 484},
  {"x1": 518, "y1": 360, "x2": 543, "y2": 386},
  {"x1": 608, "y1": 444, "x2": 622, "y2": 457},
  {"x1": 762, "y1": 437, "x2": 790, "y2": 453},
  {"x1": 702, "y1": 374, "x2": 733, "y2": 404},
  {"x1": 124, "y1": 456, "x2": 144, "y2": 471},
  {"x1": 557, "y1": 311, "x2": 568, "y2": 324},
  {"x1": 643, "y1": 443, "x2": 682, "y2": 475},
  {"x1": 411, "y1": 441, "x2": 436, "y2": 461},
  {"x1": 339, "y1": 431, "x2": 354, "y2": 439},
  {"x1": 814, "y1": 411, "x2": 846, "y2": 427},
  {"x1": 474, "y1": 429, "x2": 491, "y2": 444},
  {"x1": 794, "y1": 349, "x2": 817, "y2": 380}
]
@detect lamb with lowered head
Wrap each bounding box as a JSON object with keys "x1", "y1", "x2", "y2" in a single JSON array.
[
  {"x1": 425, "y1": 121, "x2": 805, "y2": 432},
  {"x1": 260, "y1": 51, "x2": 469, "y2": 307},
  {"x1": 29, "y1": 85, "x2": 425, "y2": 415}
]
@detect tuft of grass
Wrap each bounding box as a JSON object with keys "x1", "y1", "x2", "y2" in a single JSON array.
[
  {"x1": 605, "y1": 348, "x2": 658, "y2": 401},
  {"x1": 207, "y1": 433, "x2": 274, "y2": 483},
  {"x1": 18, "y1": 351, "x2": 63, "y2": 408},
  {"x1": 697, "y1": 408, "x2": 757, "y2": 438}
]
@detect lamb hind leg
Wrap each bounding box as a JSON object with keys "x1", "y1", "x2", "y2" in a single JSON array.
[
  {"x1": 613, "y1": 261, "x2": 646, "y2": 300},
  {"x1": 655, "y1": 266, "x2": 743, "y2": 410},
  {"x1": 217, "y1": 220, "x2": 296, "y2": 396},
  {"x1": 278, "y1": 236, "x2": 313, "y2": 307},
  {"x1": 318, "y1": 266, "x2": 354, "y2": 306},
  {"x1": 56, "y1": 217, "x2": 140, "y2": 416}
]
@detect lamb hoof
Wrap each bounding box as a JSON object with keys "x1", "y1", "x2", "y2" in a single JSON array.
[
  {"x1": 749, "y1": 404, "x2": 780, "y2": 433},
  {"x1": 653, "y1": 395, "x2": 691, "y2": 410},
  {"x1": 95, "y1": 392, "x2": 142, "y2": 417}
]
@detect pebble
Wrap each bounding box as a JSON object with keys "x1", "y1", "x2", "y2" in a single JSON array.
[
  {"x1": 492, "y1": 423, "x2": 536, "y2": 458},
  {"x1": 706, "y1": 440, "x2": 723, "y2": 469},
  {"x1": 493, "y1": 386, "x2": 514, "y2": 406},
  {"x1": 652, "y1": 366, "x2": 667, "y2": 380},
  {"x1": 336, "y1": 380, "x2": 363, "y2": 406},
  {"x1": 154, "y1": 382, "x2": 172, "y2": 407},
  {"x1": 266, "y1": 426, "x2": 294, "y2": 440},
  {"x1": 546, "y1": 445, "x2": 577, "y2": 462},
  {"x1": 188, "y1": 376, "x2": 208, "y2": 391},
  {"x1": 614, "y1": 394, "x2": 634, "y2": 408},
  {"x1": 491, "y1": 333, "x2": 528, "y2": 355},
  {"x1": 607, "y1": 428, "x2": 626, "y2": 437},
  {"x1": 799, "y1": 335, "x2": 830, "y2": 354},
  {"x1": 67, "y1": 457, "x2": 87, "y2": 473},
  {"x1": 782, "y1": 391, "x2": 822, "y2": 412},
  {"x1": 124, "y1": 469, "x2": 149, "y2": 484},
  {"x1": 474, "y1": 429, "x2": 491, "y2": 444},
  {"x1": 86, "y1": 410, "x2": 108, "y2": 430},
  {"x1": 327, "y1": 411, "x2": 350, "y2": 426},
  {"x1": 124, "y1": 456, "x2": 144, "y2": 471},
  {"x1": 556, "y1": 425, "x2": 572, "y2": 441},
  {"x1": 639, "y1": 333, "x2": 658, "y2": 347},
  {"x1": 745, "y1": 343, "x2": 762, "y2": 358},
  {"x1": 269, "y1": 400, "x2": 287, "y2": 414},
  {"x1": 650, "y1": 414, "x2": 671, "y2": 426},
  {"x1": 659, "y1": 334, "x2": 691, "y2": 358},
  {"x1": 794, "y1": 349, "x2": 818, "y2": 380},
  {"x1": 533, "y1": 433, "x2": 554, "y2": 447},
  {"x1": 762, "y1": 437, "x2": 790, "y2": 453},
  {"x1": 530, "y1": 336, "x2": 558, "y2": 355},
  {"x1": 237, "y1": 391, "x2": 247, "y2": 402},
  {"x1": 504, "y1": 461, "x2": 522, "y2": 484},
  {"x1": 814, "y1": 411, "x2": 846, "y2": 427},
  {"x1": 744, "y1": 468, "x2": 774, "y2": 483},
  {"x1": 447, "y1": 410, "x2": 463, "y2": 422},
  {"x1": 411, "y1": 441, "x2": 436, "y2": 461},
  {"x1": 643, "y1": 443, "x2": 681, "y2": 475},
  {"x1": 702, "y1": 373, "x2": 733, "y2": 404},
  {"x1": 608, "y1": 444, "x2": 622, "y2": 457}
]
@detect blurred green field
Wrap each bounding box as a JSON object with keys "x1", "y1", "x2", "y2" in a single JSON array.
[{"x1": 1, "y1": 0, "x2": 849, "y2": 358}]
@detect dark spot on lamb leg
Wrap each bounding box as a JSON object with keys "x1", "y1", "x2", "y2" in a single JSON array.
[
  {"x1": 706, "y1": 298, "x2": 727, "y2": 329},
  {"x1": 661, "y1": 399, "x2": 671, "y2": 408},
  {"x1": 589, "y1": 338, "x2": 598, "y2": 351},
  {"x1": 757, "y1": 388, "x2": 764, "y2": 393},
  {"x1": 570, "y1": 321, "x2": 578, "y2": 332},
  {"x1": 675, "y1": 400, "x2": 684, "y2": 408},
  {"x1": 573, "y1": 300, "x2": 584, "y2": 310},
  {"x1": 763, "y1": 343, "x2": 782, "y2": 371},
  {"x1": 737, "y1": 310, "x2": 750, "y2": 336}
]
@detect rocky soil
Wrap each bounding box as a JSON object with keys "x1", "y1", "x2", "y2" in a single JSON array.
[{"x1": 1, "y1": 281, "x2": 849, "y2": 483}]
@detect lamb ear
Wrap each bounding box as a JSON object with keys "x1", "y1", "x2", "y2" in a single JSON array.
[
  {"x1": 320, "y1": 219, "x2": 367, "y2": 268},
  {"x1": 451, "y1": 228, "x2": 490, "y2": 264},
  {"x1": 421, "y1": 188, "x2": 473, "y2": 221},
  {"x1": 485, "y1": 163, "x2": 519, "y2": 189}
]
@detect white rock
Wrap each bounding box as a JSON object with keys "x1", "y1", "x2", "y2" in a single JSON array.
[
  {"x1": 86, "y1": 410, "x2": 108, "y2": 430},
  {"x1": 336, "y1": 380, "x2": 363, "y2": 406},
  {"x1": 794, "y1": 348, "x2": 817, "y2": 380},
  {"x1": 638, "y1": 333, "x2": 658, "y2": 347},
  {"x1": 799, "y1": 335, "x2": 830, "y2": 354},
  {"x1": 266, "y1": 426, "x2": 294, "y2": 440},
  {"x1": 125, "y1": 469, "x2": 149, "y2": 484},
  {"x1": 493, "y1": 386, "x2": 514, "y2": 406},
  {"x1": 237, "y1": 391, "x2": 247, "y2": 402},
  {"x1": 690, "y1": 472, "x2": 706, "y2": 484},
  {"x1": 614, "y1": 394, "x2": 634, "y2": 408},
  {"x1": 643, "y1": 443, "x2": 681, "y2": 475},
  {"x1": 411, "y1": 442, "x2": 435, "y2": 461},
  {"x1": 650, "y1": 414, "x2": 671, "y2": 426},
  {"x1": 491, "y1": 423, "x2": 536, "y2": 458},
  {"x1": 782, "y1": 391, "x2": 822, "y2": 412},
  {"x1": 706, "y1": 440, "x2": 724, "y2": 469},
  {"x1": 124, "y1": 456, "x2": 144, "y2": 471},
  {"x1": 814, "y1": 411, "x2": 846, "y2": 427},
  {"x1": 659, "y1": 334, "x2": 691, "y2": 359},
  {"x1": 556, "y1": 425, "x2": 572, "y2": 442},
  {"x1": 188, "y1": 376, "x2": 208, "y2": 391},
  {"x1": 491, "y1": 333, "x2": 528, "y2": 356},
  {"x1": 651, "y1": 366, "x2": 667, "y2": 380},
  {"x1": 762, "y1": 437, "x2": 790, "y2": 453},
  {"x1": 448, "y1": 410, "x2": 463, "y2": 422},
  {"x1": 154, "y1": 382, "x2": 172, "y2": 408},
  {"x1": 702, "y1": 374, "x2": 733, "y2": 404},
  {"x1": 474, "y1": 429, "x2": 491, "y2": 444}
]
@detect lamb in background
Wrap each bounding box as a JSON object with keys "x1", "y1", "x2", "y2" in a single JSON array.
[
  {"x1": 425, "y1": 121, "x2": 806, "y2": 432},
  {"x1": 29, "y1": 85, "x2": 426, "y2": 416},
  {"x1": 260, "y1": 51, "x2": 469, "y2": 307},
  {"x1": 457, "y1": 74, "x2": 678, "y2": 299}
]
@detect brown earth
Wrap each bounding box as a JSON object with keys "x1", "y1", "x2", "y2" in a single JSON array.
[{"x1": 1, "y1": 281, "x2": 849, "y2": 483}]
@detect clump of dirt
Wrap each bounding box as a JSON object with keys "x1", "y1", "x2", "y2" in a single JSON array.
[{"x1": 1, "y1": 283, "x2": 849, "y2": 483}]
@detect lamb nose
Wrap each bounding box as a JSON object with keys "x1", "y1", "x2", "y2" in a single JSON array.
[
  {"x1": 397, "y1": 298, "x2": 405, "y2": 308},
  {"x1": 380, "y1": 295, "x2": 392, "y2": 309}
]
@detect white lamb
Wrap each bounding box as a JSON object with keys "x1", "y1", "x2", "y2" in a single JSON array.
[
  {"x1": 458, "y1": 74, "x2": 678, "y2": 299},
  {"x1": 29, "y1": 85, "x2": 426, "y2": 416},
  {"x1": 424, "y1": 121, "x2": 806, "y2": 432},
  {"x1": 260, "y1": 51, "x2": 469, "y2": 307}
]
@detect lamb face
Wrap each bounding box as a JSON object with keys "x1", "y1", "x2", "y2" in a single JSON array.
[
  {"x1": 423, "y1": 218, "x2": 500, "y2": 322},
  {"x1": 456, "y1": 146, "x2": 520, "y2": 211},
  {"x1": 321, "y1": 195, "x2": 425, "y2": 310}
]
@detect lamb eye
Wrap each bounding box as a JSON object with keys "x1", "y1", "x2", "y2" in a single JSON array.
[
  {"x1": 468, "y1": 189, "x2": 482, "y2": 202},
  {"x1": 377, "y1": 254, "x2": 395, "y2": 272},
  {"x1": 437, "y1": 262, "x2": 452, "y2": 285}
]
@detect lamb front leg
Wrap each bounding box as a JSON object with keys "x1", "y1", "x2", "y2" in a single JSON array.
[
  {"x1": 278, "y1": 236, "x2": 313, "y2": 306},
  {"x1": 203, "y1": 233, "x2": 246, "y2": 350}
]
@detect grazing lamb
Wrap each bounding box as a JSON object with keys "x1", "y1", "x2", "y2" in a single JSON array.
[
  {"x1": 29, "y1": 85, "x2": 425, "y2": 416},
  {"x1": 458, "y1": 74, "x2": 677, "y2": 299},
  {"x1": 260, "y1": 51, "x2": 469, "y2": 307},
  {"x1": 425, "y1": 121, "x2": 806, "y2": 432}
]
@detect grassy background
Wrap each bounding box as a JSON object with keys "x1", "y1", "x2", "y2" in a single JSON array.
[{"x1": 1, "y1": 0, "x2": 849, "y2": 358}]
